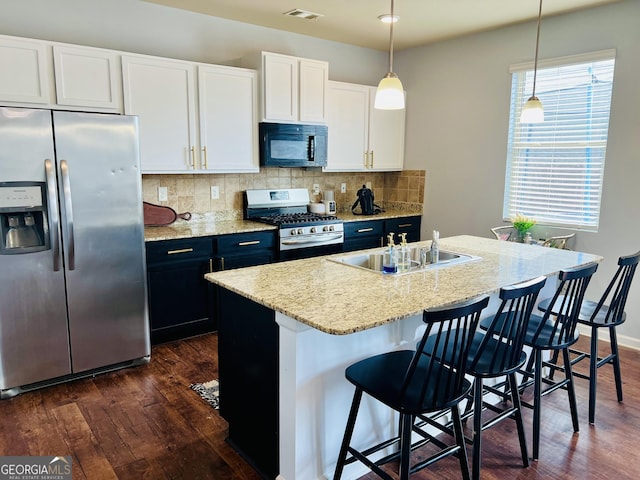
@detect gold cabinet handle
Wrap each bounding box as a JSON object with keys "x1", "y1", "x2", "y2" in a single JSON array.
[
  {"x1": 190, "y1": 146, "x2": 195, "y2": 168},
  {"x1": 220, "y1": 257, "x2": 225, "y2": 270},
  {"x1": 167, "y1": 248, "x2": 193, "y2": 255},
  {"x1": 370, "y1": 150, "x2": 374, "y2": 168},
  {"x1": 202, "y1": 146, "x2": 208, "y2": 169},
  {"x1": 357, "y1": 228, "x2": 374, "y2": 233},
  {"x1": 209, "y1": 258, "x2": 213, "y2": 273},
  {"x1": 238, "y1": 240, "x2": 261, "y2": 246},
  {"x1": 398, "y1": 223, "x2": 412, "y2": 228},
  {"x1": 363, "y1": 151, "x2": 368, "y2": 168}
]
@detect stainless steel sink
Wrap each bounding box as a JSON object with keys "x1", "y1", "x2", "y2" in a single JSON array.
[{"x1": 329, "y1": 247, "x2": 480, "y2": 275}]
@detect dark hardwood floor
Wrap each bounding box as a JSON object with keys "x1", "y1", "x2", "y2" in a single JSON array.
[{"x1": 0, "y1": 333, "x2": 638, "y2": 479}]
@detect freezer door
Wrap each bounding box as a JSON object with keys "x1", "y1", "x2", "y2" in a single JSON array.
[
  {"x1": 53, "y1": 111, "x2": 150, "y2": 372},
  {"x1": 0, "y1": 107, "x2": 71, "y2": 390}
]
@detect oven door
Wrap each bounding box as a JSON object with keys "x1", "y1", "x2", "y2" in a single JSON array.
[{"x1": 259, "y1": 122, "x2": 327, "y2": 168}]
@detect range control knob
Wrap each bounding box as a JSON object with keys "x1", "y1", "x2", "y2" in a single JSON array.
[
  {"x1": 297, "y1": 228, "x2": 304, "y2": 235},
  {"x1": 290, "y1": 229, "x2": 297, "y2": 236},
  {"x1": 310, "y1": 227, "x2": 317, "y2": 233}
]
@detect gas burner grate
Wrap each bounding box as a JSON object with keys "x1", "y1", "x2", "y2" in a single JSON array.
[{"x1": 256, "y1": 213, "x2": 339, "y2": 226}]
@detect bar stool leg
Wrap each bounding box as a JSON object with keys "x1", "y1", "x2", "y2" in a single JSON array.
[
  {"x1": 452, "y1": 404, "x2": 472, "y2": 480},
  {"x1": 508, "y1": 372, "x2": 529, "y2": 467},
  {"x1": 532, "y1": 350, "x2": 542, "y2": 461},
  {"x1": 471, "y1": 378, "x2": 484, "y2": 480},
  {"x1": 563, "y1": 347, "x2": 580, "y2": 433},
  {"x1": 399, "y1": 413, "x2": 413, "y2": 480},
  {"x1": 334, "y1": 388, "x2": 363, "y2": 480},
  {"x1": 588, "y1": 326, "x2": 599, "y2": 425},
  {"x1": 610, "y1": 327, "x2": 624, "y2": 403}
]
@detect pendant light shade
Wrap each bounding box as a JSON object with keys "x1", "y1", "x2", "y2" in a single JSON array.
[
  {"x1": 375, "y1": 73, "x2": 404, "y2": 109},
  {"x1": 520, "y1": 0, "x2": 544, "y2": 123},
  {"x1": 375, "y1": 0, "x2": 405, "y2": 110},
  {"x1": 520, "y1": 96, "x2": 544, "y2": 123}
]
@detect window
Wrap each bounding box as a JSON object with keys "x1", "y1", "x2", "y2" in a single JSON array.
[{"x1": 504, "y1": 50, "x2": 616, "y2": 231}]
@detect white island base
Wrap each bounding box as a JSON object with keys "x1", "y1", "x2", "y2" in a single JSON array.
[{"x1": 276, "y1": 310, "x2": 426, "y2": 480}]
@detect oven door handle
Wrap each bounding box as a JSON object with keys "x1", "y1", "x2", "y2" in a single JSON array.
[{"x1": 281, "y1": 234, "x2": 343, "y2": 246}]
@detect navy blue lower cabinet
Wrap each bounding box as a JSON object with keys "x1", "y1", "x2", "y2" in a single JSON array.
[
  {"x1": 343, "y1": 220, "x2": 384, "y2": 252},
  {"x1": 217, "y1": 287, "x2": 279, "y2": 479},
  {"x1": 385, "y1": 215, "x2": 422, "y2": 243},
  {"x1": 146, "y1": 237, "x2": 215, "y2": 344}
]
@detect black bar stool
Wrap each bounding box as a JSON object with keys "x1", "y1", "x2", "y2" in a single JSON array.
[
  {"x1": 537, "y1": 251, "x2": 639, "y2": 424},
  {"x1": 463, "y1": 276, "x2": 546, "y2": 480},
  {"x1": 333, "y1": 295, "x2": 490, "y2": 480},
  {"x1": 515, "y1": 262, "x2": 599, "y2": 460}
]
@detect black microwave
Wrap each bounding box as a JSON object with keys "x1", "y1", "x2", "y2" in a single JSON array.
[{"x1": 259, "y1": 122, "x2": 327, "y2": 168}]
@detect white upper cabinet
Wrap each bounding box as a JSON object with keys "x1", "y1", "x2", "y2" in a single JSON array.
[
  {"x1": 122, "y1": 54, "x2": 259, "y2": 174},
  {"x1": 0, "y1": 35, "x2": 52, "y2": 105},
  {"x1": 326, "y1": 81, "x2": 369, "y2": 171},
  {"x1": 325, "y1": 81, "x2": 405, "y2": 172},
  {"x1": 367, "y1": 87, "x2": 406, "y2": 171},
  {"x1": 261, "y1": 52, "x2": 328, "y2": 124},
  {"x1": 298, "y1": 59, "x2": 328, "y2": 123},
  {"x1": 122, "y1": 55, "x2": 197, "y2": 173},
  {"x1": 198, "y1": 64, "x2": 258, "y2": 173},
  {"x1": 53, "y1": 44, "x2": 121, "y2": 110},
  {"x1": 263, "y1": 53, "x2": 297, "y2": 122},
  {"x1": 0, "y1": 34, "x2": 121, "y2": 112}
]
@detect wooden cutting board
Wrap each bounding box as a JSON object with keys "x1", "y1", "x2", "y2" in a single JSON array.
[{"x1": 143, "y1": 202, "x2": 191, "y2": 226}]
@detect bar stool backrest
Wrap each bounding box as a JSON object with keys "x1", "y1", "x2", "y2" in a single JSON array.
[
  {"x1": 405, "y1": 296, "x2": 489, "y2": 407},
  {"x1": 532, "y1": 262, "x2": 599, "y2": 348},
  {"x1": 470, "y1": 276, "x2": 547, "y2": 373},
  {"x1": 589, "y1": 251, "x2": 640, "y2": 325}
]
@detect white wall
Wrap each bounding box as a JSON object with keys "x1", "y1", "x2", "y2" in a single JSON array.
[
  {"x1": 397, "y1": 0, "x2": 640, "y2": 346},
  {"x1": 2, "y1": 0, "x2": 639, "y2": 346}
]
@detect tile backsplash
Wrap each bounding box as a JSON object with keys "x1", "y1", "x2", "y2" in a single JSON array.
[{"x1": 142, "y1": 169, "x2": 425, "y2": 219}]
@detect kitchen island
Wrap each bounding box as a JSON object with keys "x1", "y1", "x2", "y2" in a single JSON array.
[{"x1": 205, "y1": 235, "x2": 602, "y2": 480}]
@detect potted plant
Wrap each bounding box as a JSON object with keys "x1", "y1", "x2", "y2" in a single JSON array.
[{"x1": 511, "y1": 214, "x2": 536, "y2": 243}]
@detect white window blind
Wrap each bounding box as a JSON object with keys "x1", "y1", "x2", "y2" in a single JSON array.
[{"x1": 504, "y1": 52, "x2": 615, "y2": 231}]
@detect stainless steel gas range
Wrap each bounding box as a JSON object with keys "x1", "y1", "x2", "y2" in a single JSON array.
[{"x1": 244, "y1": 188, "x2": 344, "y2": 261}]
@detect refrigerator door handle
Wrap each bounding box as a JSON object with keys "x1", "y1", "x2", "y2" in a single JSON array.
[
  {"x1": 60, "y1": 160, "x2": 75, "y2": 271},
  {"x1": 44, "y1": 159, "x2": 61, "y2": 272}
]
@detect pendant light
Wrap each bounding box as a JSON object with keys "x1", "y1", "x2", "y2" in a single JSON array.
[
  {"x1": 520, "y1": 0, "x2": 544, "y2": 123},
  {"x1": 374, "y1": 0, "x2": 405, "y2": 110}
]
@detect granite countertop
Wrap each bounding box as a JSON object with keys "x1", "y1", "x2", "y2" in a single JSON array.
[
  {"x1": 144, "y1": 209, "x2": 420, "y2": 242},
  {"x1": 336, "y1": 210, "x2": 422, "y2": 222},
  {"x1": 204, "y1": 235, "x2": 603, "y2": 335},
  {"x1": 144, "y1": 218, "x2": 275, "y2": 242}
]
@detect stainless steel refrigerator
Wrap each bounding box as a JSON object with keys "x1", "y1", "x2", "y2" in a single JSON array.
[{"x1": 0, "y1": 107, "x2": 150, "y2": 398}]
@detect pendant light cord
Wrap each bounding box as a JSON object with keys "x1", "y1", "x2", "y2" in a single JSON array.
[
  {"x1": 388, "y1": 0, "x2": 395, "y2": 73},
  {"x1": 532, "y1": 0, "x2": 543, "y2": 97}
]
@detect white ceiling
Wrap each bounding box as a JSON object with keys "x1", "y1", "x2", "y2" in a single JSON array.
[{"x1": 142, "y1": 0, "x2": 621, "y2": 51}]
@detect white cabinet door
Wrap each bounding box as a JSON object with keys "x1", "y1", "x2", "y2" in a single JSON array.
[
  {"x1": 325, "y1": 81, "x2": 369, "y2": 172},
  {"x1": 326, "y1": 82, "x2": 405, "y2": 172},
  {"x1": 299, "y1": 59, "x2": 328, "y2": 124},
  {"x1": 122, "y1": 55, "x2": 197, "y2": 173},
  {"x1": 0, "y1": 35, "x2": 51, "y2": 104},
  {"x1": 261, "y1": 52, "x2": 328, "y2": 124},
  {"x1": 263, "y1": 53, "x2": 297, "y2": 122},
  {"x1": 53, "y1": 45, "x2": 121, "y2": 110},
  {"x1": 198, "y1": 65, "x2": 258, "y2": 172},
  {"x1": 368, "y1": 86, "x2": 405, "y2": 171}
]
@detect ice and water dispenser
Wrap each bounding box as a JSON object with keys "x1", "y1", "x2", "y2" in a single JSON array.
[{"x1": 0, "y1": 182, "x2": 49, "y2": 254}]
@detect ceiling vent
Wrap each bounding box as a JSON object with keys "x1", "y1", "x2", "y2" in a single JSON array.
[{"x1": 283, "y1": 9, "x2": 323, "y2": 20}]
